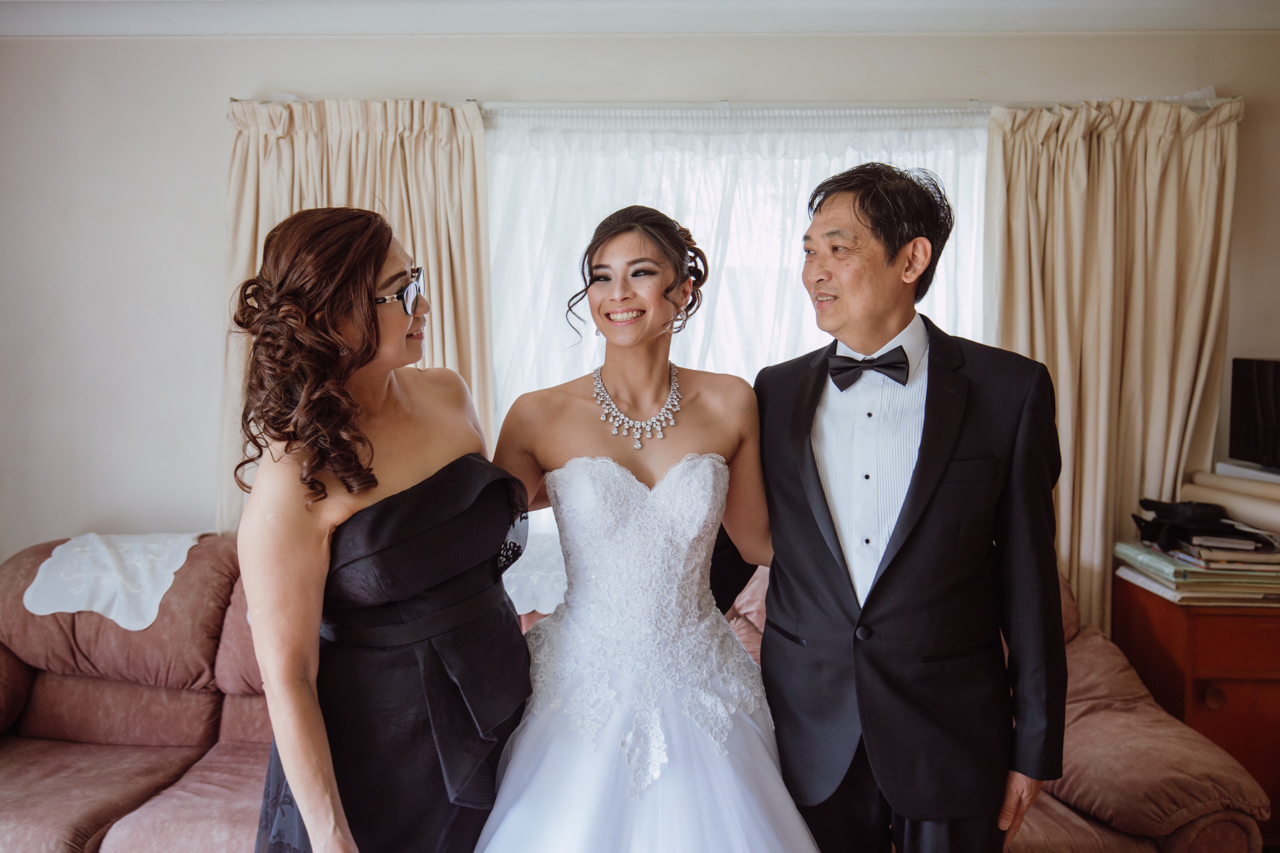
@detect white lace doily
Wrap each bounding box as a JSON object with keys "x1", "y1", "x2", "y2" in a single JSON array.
[{"x1": 23, "y1": 532, "x2": 201, "y2": 631}]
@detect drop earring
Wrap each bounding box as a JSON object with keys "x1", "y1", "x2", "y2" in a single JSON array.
[{"x1": 595, "y1": 326, "x2": 602, "y2": 337}]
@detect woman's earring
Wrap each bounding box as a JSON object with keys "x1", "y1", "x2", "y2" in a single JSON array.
[
  {"x1": 673, "y1": 307, "x2": 688, "y2": 333},
  {"x1": 595, "y1": 326, "x2": 602, "y2": 337},
  {"x1": 339, "y1": 347, "x2": 349, "y2": 356}
]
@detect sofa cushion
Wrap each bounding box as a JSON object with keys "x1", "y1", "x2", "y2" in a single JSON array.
[
  {"x1": 0, "y1": 734, "x2": 206, "y2": 853},
  {"x1": 213, "y1": 578, "x2": 273, "y2": 744},
  {"x1": 18, "y1": 671, "x2": 220, "y2": 747},
  {"x1": 1010, "y1": 792, "x2": 1156, "y2": 852},
  {"x1": 214, "y1": 578, "x2": 262, "y2": 696},
  {"x1": 1043, "y1": 627, "x2": 1271, "y2": 837},
  {"x1": 218, "y1": 694, "x2": 272, "y2": 744},
  {"x1": 101, "y1": 740, "x2": 270, "y2": 853},
  {"x1": 0, "y1": 535, "x2": 238, "y2": 691},
  {"x1": 1160, "y1": 809, "x2": 1263, "y2": 853},
  {"x1": 1058, "y1": 571, "x2": 1080, "y2": 643},
  {"x1": 0, "y1": 641, "x2": 33, "y2": 733}
]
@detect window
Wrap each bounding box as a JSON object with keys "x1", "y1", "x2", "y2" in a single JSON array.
[{"x1": 484, "y1": 107, "x2": 989, "y2": 612}]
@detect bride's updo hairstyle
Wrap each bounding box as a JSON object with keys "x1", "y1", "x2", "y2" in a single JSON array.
[
  {"x1": 233, "y1": 207, "x2": 393, "y2": 504},
  {"x1": 567, "y1": 205, "x2": 709, "y2": 334}
]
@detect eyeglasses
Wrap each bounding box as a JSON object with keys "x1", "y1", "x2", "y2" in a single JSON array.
[{"x1": 373, "y1": 267, "x2": 424, "y2": 315}]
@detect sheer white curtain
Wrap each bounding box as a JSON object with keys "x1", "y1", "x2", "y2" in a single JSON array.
[{"x1": 485, "y1": 108, "x2": 989, "y2": 614}]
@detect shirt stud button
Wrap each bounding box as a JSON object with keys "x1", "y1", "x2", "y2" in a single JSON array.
[
  {"x1": 867, "y1": 412, "x2": 873, "y2": 418},
  {"x1": 864, "y1": 474, "x2": 870, "y2": 480},
  {"x1": 864, "y1": 538, "x2": 871, "y2": 544}
]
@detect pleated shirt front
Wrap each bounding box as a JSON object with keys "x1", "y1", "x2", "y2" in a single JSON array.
[{"x1": 811, "y1": 312, "x2": 929, "y2": 605}]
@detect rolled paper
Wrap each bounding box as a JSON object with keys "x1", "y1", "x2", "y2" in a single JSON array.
[
  {"x1": 1190, "y1": 471, "x2": 1280, "y2": 504},
  {"x1": 1179, "y1": 482, "x2": 1280, "y2": 534}
]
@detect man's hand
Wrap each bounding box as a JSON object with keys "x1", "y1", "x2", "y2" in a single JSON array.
[
  {"x1": 727, "y1": 565, "x2": 769, "y2": 631},
  {"x1": 997, "y1": 770, "x2": 1042, "y2": 848},
  {"x1": 518, "y1": 611, "x2": 548, "y2": 633}
]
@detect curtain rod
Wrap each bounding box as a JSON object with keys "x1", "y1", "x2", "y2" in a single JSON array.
[
  {"x1": 476, "y1": 96, "x2": 1238, "y2": 113},
  {"x1": 480, "y1": 105, "x2": 992, "y2": 132},
  {"x1": 477, "y1": 100, "x2": 985, "y2": 111},
  {"x1": 230, "y1": 95, "x2": 1239, "y2": 114}
]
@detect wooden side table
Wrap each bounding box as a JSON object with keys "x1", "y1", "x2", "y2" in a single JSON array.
[{"x1": 1112, "y1": 572, "x2": 1280, "y2": 844}]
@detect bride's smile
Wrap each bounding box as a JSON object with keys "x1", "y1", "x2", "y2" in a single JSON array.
[{"x1": 587, "y1": 230, "x2": 690, "y2": 344}]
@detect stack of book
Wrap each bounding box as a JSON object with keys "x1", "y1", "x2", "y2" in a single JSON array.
[{"x1": 1115, "y1": 540, "x2": 1280, "y2": 606}]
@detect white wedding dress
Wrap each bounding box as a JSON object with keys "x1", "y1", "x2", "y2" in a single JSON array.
[{"x1": 475, "y1": 453, "x2": 819, "y2": 853}]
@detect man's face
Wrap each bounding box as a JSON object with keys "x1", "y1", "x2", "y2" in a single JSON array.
[{"x1": 802, "y1": 194, "x2": 919, "y2": 347}]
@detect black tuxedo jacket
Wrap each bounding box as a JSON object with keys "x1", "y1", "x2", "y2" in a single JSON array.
[{"x1": 755, "y1": 315, "x2": 1066, "y2": 819}]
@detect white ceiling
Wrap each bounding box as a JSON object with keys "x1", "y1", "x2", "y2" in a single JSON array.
[{"x1": 2, "y1": 0, "x2": 1279, "y2": 37}]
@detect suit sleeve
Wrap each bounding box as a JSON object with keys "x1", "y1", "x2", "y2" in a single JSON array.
[{"x1": 996, "y1": 362, "x2": 1067, "y2": 781}]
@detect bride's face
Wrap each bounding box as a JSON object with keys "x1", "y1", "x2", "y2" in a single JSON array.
[{"x1": 587, "y1": 232, "x2": 689, "y2": 346}]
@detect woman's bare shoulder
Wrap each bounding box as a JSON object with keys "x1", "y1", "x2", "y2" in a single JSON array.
[
  {"x1": 683, "y1": 368, "x2": 756, "y2": 411},
  {"x1": 508, "y1": 375, "x2": 594, "y2": 422},
  {"x1": 401, "y1": 366, "x2": 471, "y2": 404},
  {"x1": 240, "y1": 444, "x2": 343, "y2": 536}
]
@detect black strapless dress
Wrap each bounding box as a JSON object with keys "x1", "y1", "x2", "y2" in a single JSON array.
[{"x1": 256, "y1": 453, "x2": 531, "y2": 853}]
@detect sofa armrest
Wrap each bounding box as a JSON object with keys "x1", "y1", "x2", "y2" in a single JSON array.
[
  {"x1": 1043, "y1": 628, "x2": 1269, "y2": 838},
  {"x1": 1159, "y1": 809, "x2": 1262, "y2": 853},
  {"x1": 0, "y1": 642, "x2": 33, "y2": 732}
]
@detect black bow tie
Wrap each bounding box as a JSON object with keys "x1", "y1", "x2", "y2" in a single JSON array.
[{"x1": 827, "y1": 346, "x2": 910, "y2": 391}]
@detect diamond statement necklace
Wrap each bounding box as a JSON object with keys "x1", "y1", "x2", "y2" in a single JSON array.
[{"x1": 593, "y1": 363, "x2": 681, "y2": 450}]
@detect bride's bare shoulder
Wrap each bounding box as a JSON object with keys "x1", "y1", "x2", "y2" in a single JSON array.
[
  {"x1": 505, "y1": 375, "x2": 595, "y2": 427},
  {"x1": 681, "y1": 367, "x2": 756, "y2": 413}
]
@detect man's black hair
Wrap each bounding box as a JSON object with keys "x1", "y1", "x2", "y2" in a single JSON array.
[{"x1": 808, "y1": 163, "x2": 955, "y2": 302}]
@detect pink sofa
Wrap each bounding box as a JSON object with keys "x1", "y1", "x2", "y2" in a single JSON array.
[
  {"x1": 0, "y1": 536, "x2": 270, "y2": 853},
  {"x1": 1006, "y1": 573, "x2": 1269, "y2": 853},
  {"x1": 0, "y1": 537, "x2": 1271, "y2": 852}
]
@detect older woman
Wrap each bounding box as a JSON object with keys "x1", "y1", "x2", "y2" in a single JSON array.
[{"x1": 234, "y1": 207, "x2": 529, "y2": 853}]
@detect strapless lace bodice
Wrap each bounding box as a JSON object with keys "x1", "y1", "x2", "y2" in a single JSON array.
[{"x1": 524, "y1": 453, "x2": 766, "y2": 796}]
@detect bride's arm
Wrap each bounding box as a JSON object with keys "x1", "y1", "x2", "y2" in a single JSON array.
[
  {"x1": 494, "y1": 392, "x2": 550, "y2": 513},
  {"x1": 495, "y1": 393, "x2": 553, "y2": 630},
  {"x1": 719, "y1": 379, "x2": 773, "y2": 569},
  {"x1": 717, "y1": 378, "x2": 771, "y2": 662}
]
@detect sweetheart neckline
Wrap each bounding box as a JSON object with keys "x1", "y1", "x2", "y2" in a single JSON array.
[
  {"x1": 546, "y1": 452, "x2": 727, "y2": 493},
  {"x1": 334, "y1": 451, "x2": 488, "y2": 530}
]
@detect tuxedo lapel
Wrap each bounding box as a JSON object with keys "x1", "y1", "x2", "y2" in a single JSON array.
[
  {"x1": 867, "y1": 318, "x2": 968, "y2": 598},
  {"x1": 790, "y1": 342, "x2": 858, "y2": 611}
]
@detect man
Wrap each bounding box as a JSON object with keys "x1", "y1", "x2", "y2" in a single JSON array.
[{"x1": 752, "y1": 163, "x2": 1066, "y2": 853}]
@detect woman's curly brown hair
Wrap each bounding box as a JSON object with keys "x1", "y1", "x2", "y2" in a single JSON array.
[{"x1": 233, "y1": 207, "x2": 393, "y2": 504}]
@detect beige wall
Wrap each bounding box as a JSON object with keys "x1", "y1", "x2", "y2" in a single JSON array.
[{"x1": 1, "y1": 31, "x2": 1277, "y2": 559}]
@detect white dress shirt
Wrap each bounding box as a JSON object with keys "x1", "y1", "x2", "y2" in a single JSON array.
[{"x1": 811, "y1": 313, "x2": 929, "y2": 605}]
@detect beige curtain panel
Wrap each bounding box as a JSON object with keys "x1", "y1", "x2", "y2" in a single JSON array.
[
  {"x1": 985, "y1": 97, "x2": 1243, "y2": 631},
  {"x1": 217, "y1": 99, "x2": 494, "y2": 532}
]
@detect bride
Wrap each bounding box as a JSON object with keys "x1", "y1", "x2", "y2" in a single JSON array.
[{"x1": 475, "y1": 206, "x2": 818, "y2": 852}]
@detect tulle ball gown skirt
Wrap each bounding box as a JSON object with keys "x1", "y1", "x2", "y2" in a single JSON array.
[{"x1": 474, "y1": 663, "x2": 819, "y2": 853}]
